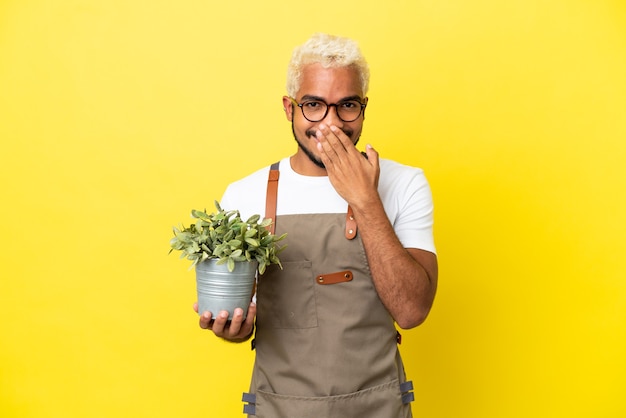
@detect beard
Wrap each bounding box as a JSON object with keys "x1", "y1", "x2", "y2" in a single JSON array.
[{"x1": 291, "y1": 120, "x2": 359, "y2": 169}]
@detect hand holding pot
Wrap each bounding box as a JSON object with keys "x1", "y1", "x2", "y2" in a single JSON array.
[{"x1": 195, "y1": 302, "x2": 256, "y2": 342}]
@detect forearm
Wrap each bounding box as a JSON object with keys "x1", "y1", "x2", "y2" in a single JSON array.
[
  {"x1": 312, "y1": 128, "x2": 437, "y2": 326},
  {"x1": 352, "y1": 195, "x2": 437, "y2": 329}
]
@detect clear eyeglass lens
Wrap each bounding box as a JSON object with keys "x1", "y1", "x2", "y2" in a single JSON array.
[{"x1": 302, "y1": 101, "x2": 326, "y2": 121}]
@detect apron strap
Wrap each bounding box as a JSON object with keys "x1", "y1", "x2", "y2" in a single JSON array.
[
  {"x1": 265, "y1": 161, "x2": 357, "y2": 240},
  {"x1": 265, "y1": 162, "x2": 280, "y2": 235},
  {"x1": 345, "y1": 205, "x2": 357, "y2": 239}
]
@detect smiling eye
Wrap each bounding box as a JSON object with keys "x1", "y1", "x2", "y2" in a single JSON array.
[
  {"x1": 303, "y1": 101, "x2": 324, "y2": 109},
  {"x1": 340, "y1": 101, "x2": 358, "y2": 109}
]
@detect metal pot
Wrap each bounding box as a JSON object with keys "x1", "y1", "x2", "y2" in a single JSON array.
[{"x1": 195, "y1": 259, "x2": 257, "y2": 320}]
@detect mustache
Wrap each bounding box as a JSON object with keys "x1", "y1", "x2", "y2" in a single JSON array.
[{"x1": 305, "y1": 128, "x2": 354, "y2": 139}]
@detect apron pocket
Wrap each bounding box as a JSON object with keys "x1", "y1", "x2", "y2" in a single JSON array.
[
  {"x1": 257, "y1": 260, "x2": 318, "y2": 329},
  {"x1": 253, "y1": 380, "x2": 408, "y2": 418}
]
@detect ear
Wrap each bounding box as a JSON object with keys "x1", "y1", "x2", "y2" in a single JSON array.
[{"x1": 282, "y1": 96, "x2": 294, "y2": 121}]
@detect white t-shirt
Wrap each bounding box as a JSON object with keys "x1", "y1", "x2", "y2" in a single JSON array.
[{"x1": 220, "y1": 157, "x2": 436, "y2": 254}]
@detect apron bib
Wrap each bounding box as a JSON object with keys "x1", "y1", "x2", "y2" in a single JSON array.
[{"x1": 243, "y1": 162, "x2": 414, "y2": 417}]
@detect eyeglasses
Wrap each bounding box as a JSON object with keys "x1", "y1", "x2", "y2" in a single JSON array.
[{"x1": 289, "y1": 97, "x2": 366, "y2": 122}]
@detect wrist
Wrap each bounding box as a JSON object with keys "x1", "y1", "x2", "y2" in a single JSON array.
[{"x1": 350, "y1": 193, "x2": 383, "y2": 218}]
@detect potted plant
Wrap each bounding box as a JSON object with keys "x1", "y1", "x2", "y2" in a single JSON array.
[{"x1": 169, "y1": 201, "x2": 286, "y2": 319}]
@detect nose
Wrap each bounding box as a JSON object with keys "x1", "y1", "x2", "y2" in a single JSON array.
[{"x1": 322, "y1": 104, "x2": 344, "y2": 127}]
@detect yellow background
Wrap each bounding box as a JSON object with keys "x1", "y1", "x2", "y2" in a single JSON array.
[{"x1": 1, "y1": 0, "x2": 625, "y2": 417}]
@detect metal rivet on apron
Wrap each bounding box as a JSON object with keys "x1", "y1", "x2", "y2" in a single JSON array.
[
  {"x1": 344, "y1": 273, "x2": 350, "y2": 279},
  {"x1": 349, "y1": 215, "x2": 354, "y2": 220},
  {"x1": 348, "y1": 229, "x2": 354, "y2": 234},
  {"x1": 318, "y1": 277, "x2": 324, "y2": 283}
]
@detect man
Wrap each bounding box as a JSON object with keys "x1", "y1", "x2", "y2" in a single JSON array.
[{"x1": 195, "y1": 33, "x2": 438, "y2": 417}]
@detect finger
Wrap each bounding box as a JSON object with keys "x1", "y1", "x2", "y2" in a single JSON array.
[
  {"x1": 322, "y1": 125, "x2": 365, "y2": 171},
  {"x1": 321, "y1": 124, "x2": 347, "y2": 150},
  {"x1": 227, "y1": 308, "x2": 244, "y2": 337},
  {"x1": 211, "y1": 310, "x2": 230, "y2": 336},
  {"x1": 193, "y1": 302, "x2": 199, "y2": 313},
  {"x1": 199, "y1": 310, "x2": 214, "y2": 329},
  {"x1": 319, "y1": 124, "x2": 351, "y2": 157},
  {"x1": 329, "y1": 125, "x2": 357, "y2": 154},
  {"x1": 317, "y1": 130, "x2": 354, "y2": 173},
  {"x1": 245, "y1": 302, "x2": 257, "y2": 327},
  {"x1": 365, "y1": 144, "x2": 379, "y2": 167},
  {"x1": 316, "y1": 129, "x2": 340, "y2": 164},
  {"x1": 239, "y1": 302, "x2": 257, "y2": 335}
]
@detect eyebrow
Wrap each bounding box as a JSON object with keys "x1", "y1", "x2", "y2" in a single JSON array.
[{"x1": 300, "y1": 94, "x2": 363, "y2": 103}]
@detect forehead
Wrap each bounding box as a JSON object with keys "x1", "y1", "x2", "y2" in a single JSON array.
[{"x1": 297, "y1": 63, "x2": 363, "y2": 101}]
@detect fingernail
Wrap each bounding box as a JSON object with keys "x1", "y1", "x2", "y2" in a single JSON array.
[{"x1": 220, "y1": 311, "x2": 228, "y2": 319}]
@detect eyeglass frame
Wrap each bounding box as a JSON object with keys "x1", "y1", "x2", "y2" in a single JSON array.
[{"x1": 288, "y1": 96, "x2": 367, "y2": 123}]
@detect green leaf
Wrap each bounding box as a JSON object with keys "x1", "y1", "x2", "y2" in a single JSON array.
[
  {"x1": 192, "y1": 209, "x2": 211, "y2": 220},
  {"x1": 245, "y1": 238, "x2": 260, "y2": 247},
  {"x1": 227, "y1": 239, "x2": 242, "y2": 249},
  {"x1": 246, "y1": 214, "x2": 260, "y2": 224},
  {"x1": 260, "y1": 235, "x2": 274, "y2": 246},
  {"x1": 213, "y1": 244, "x2": 226, "y2": 257}
]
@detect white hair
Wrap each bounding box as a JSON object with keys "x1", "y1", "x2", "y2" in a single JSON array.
[{"x1": 286, "y1": 33, "x2": 370, "y2": 98}]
